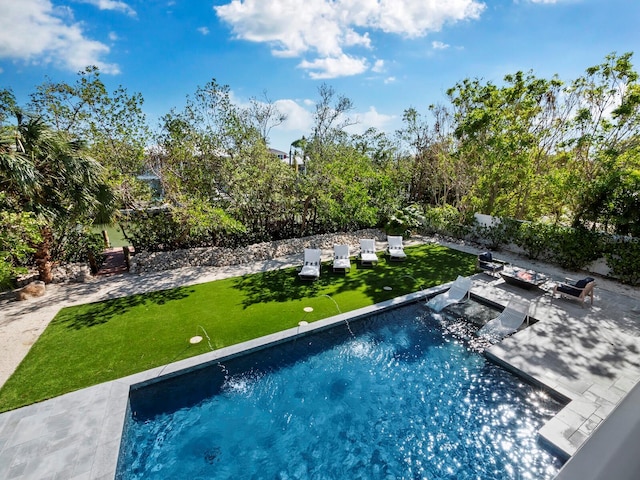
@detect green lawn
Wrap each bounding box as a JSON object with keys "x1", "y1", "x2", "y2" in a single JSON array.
[{"x1": 0, "y1": 243, "x2": 476, "y2": 412}]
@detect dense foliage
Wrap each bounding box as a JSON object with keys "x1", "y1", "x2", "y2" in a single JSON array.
[{"x1": 1, "y1": 53, "x2": 639, "y2": 286}]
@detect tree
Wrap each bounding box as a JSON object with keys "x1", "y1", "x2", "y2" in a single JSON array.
[
  {"x1": 447, "y1": 71, "x2": 566, "y2": 220},
  {"x1": 563, "y1": 52, "x2": 640, "y2": 229},
  {"x1": 148, "y1": 79, "x2": 297, "y2": 246},
  {"x1": 28, "y1": 66, "x2": 150, "y2": 209},
  {"x1": 576, "y1": 141, "x2": 640, "y2": 235},
  {"x1": 247, "y1": 91, "x2": 287, "y2": 145},
  {"x1": 0, "y1": 106, "x2": 115, "y2": 282},
  {"x1": 307, "y1": 83, "x2": 356, "y2": 161},
  {"x1": 396, "y1": 105, "x2": 469, "y2": 210}
]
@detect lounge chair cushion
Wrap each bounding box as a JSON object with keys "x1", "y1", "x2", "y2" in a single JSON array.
[
  {"x1": 556, "y1": 284, "x2": 582, "y2": 297},
  {"x1": 575, "y1": 277, "x2": 594, "y2": 289},
  {"x1": 557, "y1": 277, "x2": 594, "y2": 297},
  {"x1": 479, "y1": 252, "x2": 493, "y2": 262}
]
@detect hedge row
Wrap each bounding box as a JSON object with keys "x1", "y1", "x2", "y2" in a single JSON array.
[{"x1": 421, "y1": 206, "x2": 640, "y2": 286}]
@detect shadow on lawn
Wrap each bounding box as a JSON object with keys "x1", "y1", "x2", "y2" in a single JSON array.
[
  {"x1": 51, "y1": 286, "x2": 194, "y2": 330},
  {"x1": 232, "y1": 244, "x2": 476, "y2": 309},
  {"x1": 232, "y1": 268, "x2": 328, "y2": 307}
]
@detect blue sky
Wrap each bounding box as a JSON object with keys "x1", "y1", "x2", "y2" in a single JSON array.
[{"x1": 1, "y1": 0, "x2": 639, "y2": 150}]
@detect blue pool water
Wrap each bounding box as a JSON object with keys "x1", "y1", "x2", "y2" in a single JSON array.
[{"x1": 117, "y1": 302, "x2": 564, "y2": 479}]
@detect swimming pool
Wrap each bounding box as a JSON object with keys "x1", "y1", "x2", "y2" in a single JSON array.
[{"x1": 117, "y1": 301, "x2": 564, "y2": 479}]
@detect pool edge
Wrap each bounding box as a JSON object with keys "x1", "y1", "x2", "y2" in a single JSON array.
[{"x1": 94, "y1": 285, "x2": 446, "y2": 478}]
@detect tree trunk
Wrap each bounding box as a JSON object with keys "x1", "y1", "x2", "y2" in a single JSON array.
[{"x1": 35, "y1": 226, "x2": 54, "y2": 284}]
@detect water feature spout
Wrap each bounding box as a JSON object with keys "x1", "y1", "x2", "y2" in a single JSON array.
[
  {"x1": 323, "y1": 294, "x2": 341, "y2": 313},
  {"x1": 197, "y1": 325, "x2": 215, "y2": 351},
  {"x1": 156, "y1": 325, "x2": 215, "y2": 377},
  {"x1": 323, "y1": 294, "x2": 355, "y2": 337},
  {"x1": 402, "y1": 274, "x2": 423, "y2": 290}
]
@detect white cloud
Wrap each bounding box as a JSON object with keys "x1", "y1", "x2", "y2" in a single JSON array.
[
  {"x1": 0, "y1": 0, "x2": 119, "y2": 73},
  {"x1": 274, "y1": 98, "x2": 314, "y2": 133},
  {"x1": 198, "y1": 26, "x2": 210, "y2": 35},
  {"x1": 372, "y1": 59, "x2": 385, "y2": 73},
  {"x1": 109, "y1": 31, "x2": 119, "y2": 41},
  {"x1": 432, "y1": 40, "x2": 450, "y2": 50},
  {"x1": 346, "y1": 106, "x2": 396, "y2": 135},
  {"x1": 215, "y1": 0, "x2": 485, "y2": 79},
  {"x1": 298, "y1": 54, "x2": 368, "y2": 79},
  {"x1": 384, "y1": 76, "x2": 396, "y2": 84},
  {"x1": 78, "y1": 0, "x2": 136, "y2": 17}
]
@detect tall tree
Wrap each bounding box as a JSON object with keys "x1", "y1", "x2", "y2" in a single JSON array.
[
  {"x1": 247, "y1": 91, "x2": 287, "y2": 145},
  {"x1": 0, "y1": 103, "x2": 115, "y2": 282},
  {"x1": 152, "y1": 79, "x2": 296, "y2": 244},
  {"x1": 563, "y1": 52, "x2": 640, "y2": 229},
  {"x1": 307, "y1": 83, "x2": 355, "y2": 160},
  {"x1": 447, "y1": 72, "x2": 565, "y2": 219},
  {"x1": 28, "y1": 66, "x2": 150, "y2": 209},
  {"x1": 396, "y1": 105, "x2": 470, "y2": 210}
]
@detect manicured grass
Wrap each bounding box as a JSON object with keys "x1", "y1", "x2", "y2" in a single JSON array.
[{"x1": 0, "y1": 243, "x2": 476, "y2": 412}]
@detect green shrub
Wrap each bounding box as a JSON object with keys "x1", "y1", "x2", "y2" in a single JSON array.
[
  {"x1": 604, "y1": 238, "x2": 640, "y2": 285},
  {"x1": 123, "y1": 207, "x2": 247, "y2": 252},
  {"x1": 0, "y1": 261, "x2": 25, "y2": 291},
  {"x1": 0, "y1": 210, "x2": 42, "y2": 291},
  {"x1": 122, "y1": 208, "x2": 199, "y2": 251},
  {"x1": 472, "y1": 218, "x2": 518, "y2": 250},
  {"x1": 385, "y1": 204, "x2": 424, "y2": 237},
  {"x1": 422, "y1": 204, "x2": 467, "y2": 237},
  {"x1": 58, "y1": 229, "x2": 105, "y2": 263},
  {"x1": 513, "y1": 221, "x2": 556, "y2": 259},
  {"x1": 550, "y1": 226, "x2": 603, "y2": 271},
  {"x1": 51, "y1": 229, "x2": 107, "y2": 273}
]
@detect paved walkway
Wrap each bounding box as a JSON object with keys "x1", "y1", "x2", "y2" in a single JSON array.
[
  {"x1": 1, "y1": 238, "x2": 639, "y2": 479},
  {"x1": 95, "y1": 247, "x2": 132, "y2": 277}
]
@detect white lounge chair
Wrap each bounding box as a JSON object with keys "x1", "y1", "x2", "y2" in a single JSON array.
[
  {"x1": 478, "y1": 297, "x2": 530, "y2": 340},
  {"x1": 298, "y1": 248, "x2": 321, "y2": 280},
  {"x1": 387, "y1": 235, "x2": 407, "y2": 261},
  {"x1": 425, "y1": 275, "x2": 472, "y2": 312},
  {"x1": 332, "y1": 244, "x2": 351, "y2": 272},
  {"x1": 359, "y1": 239, "x2": 378, "y2": 266}
]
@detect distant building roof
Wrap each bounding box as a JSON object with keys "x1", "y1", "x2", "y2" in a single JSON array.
[{"x1": 270, "y1": 148, "x2": 304, "y2": 166}]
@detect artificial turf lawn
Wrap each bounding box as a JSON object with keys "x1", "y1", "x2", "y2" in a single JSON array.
[{"x1": 0, "y1": 243, "x2": 476, "y2": 412}]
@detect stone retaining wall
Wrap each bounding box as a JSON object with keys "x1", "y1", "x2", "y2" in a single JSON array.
[
  {"x1": 16, "y1": 264, "x2": 92, "y2": 287},
  {"x1": 130, "y1": 229, "x2": 387, "y2": 274}
]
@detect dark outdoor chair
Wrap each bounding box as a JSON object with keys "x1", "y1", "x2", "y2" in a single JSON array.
[
  {"x1": 553, "y1": 277, "x2": 595, "y2": 308},
  {"x1": 476, "y1": 252, "x2": 506, "y2": 277}
]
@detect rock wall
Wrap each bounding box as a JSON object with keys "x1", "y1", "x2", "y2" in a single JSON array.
[
  {"x1": 15, "y1": 264, "x2": 92, "y2": 287},
  {"x1": 130, "y1": 229, "x2": 387, "y2": 274}
]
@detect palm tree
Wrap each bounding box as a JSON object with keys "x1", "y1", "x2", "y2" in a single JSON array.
[
  {"x1": 1, "y1": 109, "x2": 115, "y2": 282},
  {"x1": 290, "y1": 136, "x2": 307, "y2": 173}
]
